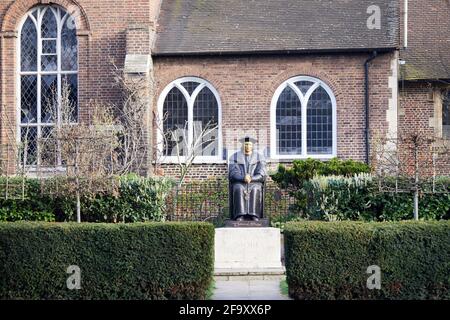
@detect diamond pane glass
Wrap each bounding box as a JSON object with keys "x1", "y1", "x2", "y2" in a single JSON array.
[
  {"x1": 20, "y1": 126, "x2": 38, "y2": 166},
  {"x1": 444, "y1": 93, "x2": 450, "y2": 139},
  {"x1": 62, "y1": 16, "x2": 78, "y2": 71},
  {"x1": 21, "y1": 17, "x2": 38, "y2": 72},
  {"x1": 18, "y1": 6, "x2": 78, "y2": 168},
  {"x1": 193, "y1": 87, "x2": 219, "y2": 156},
  {"x1": 181, "y1": 82, "x2": 200, "y2": 95},
  {"x1": 307, "y1": 86, "x2": 333, "y2": 154},
  {"x1": 42, "y1": 39, "x2": 57, "y2": 54},
  {"x1": 276, "y1": 86, "x2": 302, "y2": 155},
  {"x1": 41, "y1": 75, "x2": 57, "y2": 123},
  {"x1": 41, "y1": 9, "x2": 57, "y2": 38},
  {"x1": 41, "y1": 55, "x2": 57, "y2": 71},
  {"x1": 294, "y1": 81, "x2": 315, "y2": 96},
  {"x1": 21, "y1": 75, "x2": 38, "y2": 124},
  {"x1": 163, "y1": 87, "x2": 188, "y2": 156},
  {"x1": 62, "y1": 74, "x2": 78, "y2": 122},
  {"x1": 40, "y1": 126, "x2": 58, "y2": 166}
]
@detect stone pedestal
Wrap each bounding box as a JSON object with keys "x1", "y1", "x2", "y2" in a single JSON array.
[{"x1": 215, "y1": 228, "x2": 283, "y2": 271}]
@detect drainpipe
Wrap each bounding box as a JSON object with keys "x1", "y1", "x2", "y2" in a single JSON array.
[{"x1": 364, "y1": 51, "x2": 378, "y2": 164}]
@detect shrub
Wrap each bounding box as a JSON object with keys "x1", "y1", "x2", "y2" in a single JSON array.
[
  {"x1": 0, "y1": 222, "x2": 214, "y2": 300},
  {"x1": 285, "y1": 221, "x2": 450, "y2": 300},
  {"x1": 270, "y1": 158, "x2": 371, "y2": 214},
  {"x1": 271, "y1": 158, "x2": 371, "y2": 190},
  {"x1": 303, "y1": 174, "x2": 374, "y2": 221},
  {"x1": 303, "y1": 174, "x2": 450, "y2": 221},
  {"x1": 372, "y1": 192, "x2": 450, "y2": 221},
  {"x1": 0, "y1": 177, "x2": 56, "y2": 222},
  {"x1": 74, "y1": 175, "x2": 175, "y2": 222},
  {"x1": 0, "y1": 175, "x2": 174, "y2": 223}
]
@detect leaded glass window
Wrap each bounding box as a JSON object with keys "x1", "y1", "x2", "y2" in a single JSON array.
[
  {"x1": 19, "y1": 5, "x2": 78, "y2": 166},
  {"x1": 272, "y1": 76, "x2": 336, "y2": 158},
  {"x1": 443, "y1": 92, "x2": 450, "y2": 140},
  {"x1": 160, "y1": 77, "x2": 221, "y2": 160}
]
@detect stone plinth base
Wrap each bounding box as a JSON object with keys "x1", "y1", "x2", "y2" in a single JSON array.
[{"x1": 215, "y1": 227, "x2": 283, "y2": 270}]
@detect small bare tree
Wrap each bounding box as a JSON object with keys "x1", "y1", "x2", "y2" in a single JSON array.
[
  {"x1": 111, "y1": 63, "x2": 151, "y2": 175},
  {"x1": 166, "y1": 120, "x2": 219, "y2": 187},
  {"x1": 372, "y1": 130, "x2": 449, "y2": 220},
  {"x1": 38, "y1": 82, "x2": 120, "y2": 223}
]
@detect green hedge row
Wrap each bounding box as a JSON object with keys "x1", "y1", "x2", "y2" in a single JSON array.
[
  {"x1": 285, "y1": 221, "x2": 450, "y2": 300},
  {"x1": 0, "y1": 175, "x2": 174, "y2": 222},
  {"x1": 0, "y1": 222, "x2": 214, "y2": 299}
]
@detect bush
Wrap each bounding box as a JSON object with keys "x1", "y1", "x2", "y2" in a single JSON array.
[
  {"x1": 0, "y1": 177, "x2": 56, "y2": 222},
  {"x1": 372, "y1": 192, "x2": 450, "y2": 221},
  {"x1": 303, "y1": 173, "x2": 375, "y2": 221},
  {"x1": 271, "y1": 158, "x2": 371, "y2": 190},
  {"x1": 285, "y1": 221, "x2": 450, "y2": 300},
  {"x1": 303, "y1": 174, "x2": 450, "y2": 221},
  {"x1": 0, "y1": 222, "x2": 214, "y2": 299},
  {"x1": 0, "y1": 175, "x2": 174, "y2": 222},
  {"x1": 270, "y1": 158, "x2": 371, "y2": 214},
  {"x1": 74, "y1": 175, "x2": 174, "y2": 222}
]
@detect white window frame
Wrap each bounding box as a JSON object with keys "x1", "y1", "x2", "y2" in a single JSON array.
[
  {"x1": 270, "y1": 76, "x2": 337, "y2": 160},
  {"x1": 16, "y1": 5, "x2": 78, "y2": 169},
  {"x1": 157, "y1": 77, "x2": 223, "y2": 164}
]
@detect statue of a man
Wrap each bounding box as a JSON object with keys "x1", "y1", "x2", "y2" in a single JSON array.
[{"x1": 229, "y1": 137, "x2": 267, "y2": 221}]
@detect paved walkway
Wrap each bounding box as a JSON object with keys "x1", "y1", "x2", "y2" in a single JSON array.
[{"x1": 212, "y1": 276, "x2": 291, "y2": 300}]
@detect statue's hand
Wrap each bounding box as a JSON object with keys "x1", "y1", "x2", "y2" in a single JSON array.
[{"x1": 244, "y1": 175, "x2": 252, "y2": 184}]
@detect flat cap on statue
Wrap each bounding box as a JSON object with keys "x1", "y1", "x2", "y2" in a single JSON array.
[{"x1": 239, "y1": 136, "x2": 258, "y2": 143}]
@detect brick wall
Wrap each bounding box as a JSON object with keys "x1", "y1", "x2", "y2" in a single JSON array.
[
  {"x1": 399, "y1": 82, "x2": 450, "y2": 175},
  {"x1": 0, "y1": 0, "x2": 153, "y2": 173},
  {"x1": 153, "y1": 52, "x2": 396, "y2": 180}
]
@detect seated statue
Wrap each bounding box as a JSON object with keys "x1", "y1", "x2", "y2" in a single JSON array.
[{"x1": 229, "y1": 137, "x2": 267, "y2": 221}]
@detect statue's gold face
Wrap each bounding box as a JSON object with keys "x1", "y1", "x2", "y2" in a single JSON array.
[{"x1": 243, "y1": 142, "x2": 253, "y2": 155}]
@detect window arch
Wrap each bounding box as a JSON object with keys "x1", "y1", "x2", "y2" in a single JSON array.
[
  {"x1": 271, "y1": 76, "x2": 337, "y2": 159},
  {"x1": 18, "y1": 5, "x2": 78, "y2": 166},
  {"x1": 157, "y1": 77, "x2": 222, "y2": 162}
]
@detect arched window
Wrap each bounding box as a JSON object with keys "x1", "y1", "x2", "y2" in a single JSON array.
[
  {"x1": 443, "y1": 92, "x2": 450, "y2": 139},
  {"x1": 18, "y1": 5, "x2": 78, "y2": 166},
  {"x1": 157, "y1": 77, "x2": 222, "y2": 162},
  {"x1": 271, "y1": 76, "x2": 337, "y2": 159}
]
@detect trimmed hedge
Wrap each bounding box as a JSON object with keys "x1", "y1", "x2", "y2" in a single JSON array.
[
  {"x1": 0, "y1": 222, "x2": 214, "y2": 300},
  {"x1": 285, "y1": 221, "x2": 450, "y2": 300}
]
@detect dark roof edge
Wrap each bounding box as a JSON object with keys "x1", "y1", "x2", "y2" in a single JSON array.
[{"x1": 152, "y1": 47, "x2": 398, "y2": 57}]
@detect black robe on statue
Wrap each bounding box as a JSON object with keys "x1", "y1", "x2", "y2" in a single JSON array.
[{"x1": 228, "y1": 151, "x2": 266, "y2": 220}]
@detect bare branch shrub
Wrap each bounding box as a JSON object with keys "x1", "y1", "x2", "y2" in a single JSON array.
[{"x1": 372, "y1": 130, "x2": 449, "y2": 220}]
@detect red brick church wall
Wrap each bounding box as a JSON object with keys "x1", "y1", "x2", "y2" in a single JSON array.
[
  {"x1": 0, "y1": 0, "x2": 153, "y2": 173},
  {"x1": 153, "y1": 52, "x2": 396, "y2": 181}
]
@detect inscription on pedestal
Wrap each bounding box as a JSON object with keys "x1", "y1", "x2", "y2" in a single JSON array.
[{"x1": 224, "y1": 219, "x2": 269, "y2": 228}]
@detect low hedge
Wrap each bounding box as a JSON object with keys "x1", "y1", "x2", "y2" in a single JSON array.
[
  {"x1": 0, "y1": 222, "x2": 214, "y2": 300},
  {"x1": 285, "y1": 221, "x2": 450, "y2": 300},
  {"x1": 0, "y1": 175, "x2": 174, "y2": 222}
]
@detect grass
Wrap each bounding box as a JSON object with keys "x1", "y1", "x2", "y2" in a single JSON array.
[
  {"x1": 206, "y1": 279, "x2": 216, "y2": 300},
  {"x1": 280, "y1": 279, "x2": 289, "y2": 297}
]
